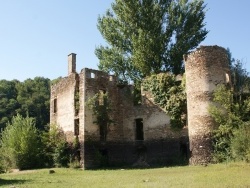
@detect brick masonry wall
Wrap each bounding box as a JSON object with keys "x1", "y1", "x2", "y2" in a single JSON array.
[
  {"x1": 50, "y1": 73, "x2": 78, "y2": 142},
  {"x1": 184, "y1": 45, "x2": 230, "y2": 165},
  {"x1": 82, "y1": 139, "x2": 188, "y2": 169},
  {"x1": 51, "y1": 62, "x2": 188, "y2": 169},
  {"x1": 79, "y1": 68, "x2": 126, "y2": 142},
  {"x1": 78, "y1": 68, "x2": 188, "y2": 168}
]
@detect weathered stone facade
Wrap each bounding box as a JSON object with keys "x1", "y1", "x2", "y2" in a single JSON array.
[
  {"x1": 50, "y1": 53, "x2": 188, "y2": 169},
  {"x1": 51, "y1": 45, "x2": 230, "y2": 168},
  {"x1": 184, "y1": 46, "x2": 230, "y2": 165}
]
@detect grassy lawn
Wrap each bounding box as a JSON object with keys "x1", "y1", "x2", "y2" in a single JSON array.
[{"x1": 0, "y1": 163, "x2": 250, "y2": 188}]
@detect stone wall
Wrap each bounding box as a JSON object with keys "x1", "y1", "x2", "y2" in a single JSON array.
[
  {"x1": 51, "y1": 56, "x2": 189, "y2": 169},
  {"x1": 78, "y1": 68, "x2": 188, "y2": 168},
  {"x1": 184, "y1": 45, "x2": 230, "y2": 165},
  {"x1": 83, "y1": 139, "x2": 188, "y2": 169},
  {"x1": 79, "y1": 68, "x2": 127, "y2": 142},
  {"x1": 51, "y1": 45, "x2": 232, "y2": 168},
  {"x1": 50, "y1": 73, "x2": 78, "y2": 142}
]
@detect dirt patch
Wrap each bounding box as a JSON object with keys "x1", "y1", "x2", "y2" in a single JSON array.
[{"x1": 6, "y1": 169, "x2": 42, "y2": 175}]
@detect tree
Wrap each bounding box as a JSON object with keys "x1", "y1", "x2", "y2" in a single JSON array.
[
  {"x1": 96, "y1": 0, "x2": 208, "y2": 82},
  {"x1": 231, "y1": 60, "x2": 250, "y2": 100},
  {"x1": 0, "y1": 114, "x2": 41, "y2": 170},
  {"x1": 0, "y1": 77, "x2": 51, "y2": 132},
  {"x1": 209, "y1": 84, "x2": 250, "y2": 163},
  {"x1": 15, "y1": 77, "x2": 51, "y2": 130},
  {"x1": 0, "y1": 80, "x2": 19, "y2": 131},
  {"x1": 41, "y1": 124, "x2": 70, "y2": 168}
]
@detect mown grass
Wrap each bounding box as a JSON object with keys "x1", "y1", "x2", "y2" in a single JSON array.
[{"x1": 0, "y1": 162, "x2": 250, "y2": 188}]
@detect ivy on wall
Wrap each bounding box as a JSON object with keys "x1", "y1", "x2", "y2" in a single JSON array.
[
  {"x1": 74, "y1": 91, "x2": 80, "y2": 115},
  {"x1": 86, "y1": 92, "x2": 113, "y2": 141},
  {"x1": 142, "y1": 73, "x2": 187, "y2": 130}
]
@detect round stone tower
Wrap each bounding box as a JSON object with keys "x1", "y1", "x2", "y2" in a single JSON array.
[{"x1": 184, "y1": 45, "x2": 230, "y2": 165}]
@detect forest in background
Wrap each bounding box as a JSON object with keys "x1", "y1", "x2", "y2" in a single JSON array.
[{"x1": 0, "y1": 77, "x2": 53, "y2": 131}]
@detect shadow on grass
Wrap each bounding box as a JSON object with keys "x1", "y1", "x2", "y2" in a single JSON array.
[
  {"x1": 86, "y1": 159, "x2": 189, "y2": 171},
  {"x1": 0, "y1": 178, "x2": 28, "y2": 186}
]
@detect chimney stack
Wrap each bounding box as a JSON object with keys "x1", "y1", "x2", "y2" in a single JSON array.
[{"x1": 68, "y1": 53, "x2": 76, "y2": 75}]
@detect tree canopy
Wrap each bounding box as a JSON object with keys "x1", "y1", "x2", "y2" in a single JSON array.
[
  {"x1": 0, "y1": 77, "x2": 50, "y2": 131},
  {"x1": 96, "y1": 0, "x2": 208, "y2": 82}
]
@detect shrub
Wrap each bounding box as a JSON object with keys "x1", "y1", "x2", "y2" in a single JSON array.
[
  {"x1": 41, "y1": 124, "x2": 69, "y2": 167},
  {"x1": 209, "y1": 85, "x2": 250, "y2": 162},
  {"x1": 231, "y1": 123, "x2": 250, "y2": 162},
  {"x1": 68, "y1": 137, "x2": 81, "y2": 168},
  {"x1": 0, "y1": 114, "x2": 41, "y2": 170},
  {"x1": 209, "y1": 85, "x2": 240, "y2": 162}
]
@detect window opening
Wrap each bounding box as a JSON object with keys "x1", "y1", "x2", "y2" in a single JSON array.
[
  {"x1": 109, "y1": 75, "x2": 113, "y2": 81},
  {"x1": 225, "y1": 73, "x2": 230, "y2": 83},
  {"x1": 53, "y1": 98, "x2": 57, "y2": 113},
  {"x1": 91, "y1": 72, "x2": 95, "y2": 78},
  {"x1": 74, "y1": 119, "x2": 79, "y2": 136}
]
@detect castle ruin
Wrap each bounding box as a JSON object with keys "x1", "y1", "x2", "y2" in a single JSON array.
[
  {"x1": 50, "y1": 53, "x2": 188, "y2": 168},
  {"x1": 184, "y1": 46, "x2": 230, "y2": 165},
  {"x1": 50, "y1": 45, "x2": 230, "y2": 168}
]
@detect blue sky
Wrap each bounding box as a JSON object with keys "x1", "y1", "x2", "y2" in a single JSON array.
[{"x1": 0, "y1": 0, "x2": 250, "y2": 81}]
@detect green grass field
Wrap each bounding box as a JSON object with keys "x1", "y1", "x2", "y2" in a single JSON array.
[{"x1": 0, "y1": 163, "x2": 250, "y2": 188}]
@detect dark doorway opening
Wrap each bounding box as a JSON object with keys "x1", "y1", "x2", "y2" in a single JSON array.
[{"x1": 135, "y1": 118, "x2": 144, "y2": 140}]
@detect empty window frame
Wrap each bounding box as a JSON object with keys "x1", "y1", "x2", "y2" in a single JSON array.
[
  {"x1": 74, "y1": 119, "x2": 79, "y2": 136},
  {"x1": 91, "y1": 72, "x2": 95, "y2": 79},
  {"x1": 53, "y1": 98, "x2": 57, "y2": 113}
]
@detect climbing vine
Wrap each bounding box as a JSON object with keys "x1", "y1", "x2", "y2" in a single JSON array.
[
  {"x1": 142, "y1": 73, "x2": 187, "y2": 130},
  {"x1": 86, "y1": 92, "x2": 113, "y2": 141},
  {"x1": 74, "y1": 90, "x2": 80, "y2": 114}
]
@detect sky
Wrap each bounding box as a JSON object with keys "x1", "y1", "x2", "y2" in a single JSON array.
[{"x1": 0, "y1": 0, "x2": 250, "y2": 81}]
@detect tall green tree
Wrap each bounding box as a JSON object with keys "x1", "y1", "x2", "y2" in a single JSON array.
[
  {"x1": 96, "y1": 0, "x2": 208, "y2": 82},
  {"x1": 0, "y1": 77, "x2": 50, "y2": 131},
  {"x1": 16, "y1": 77, "x2": 50, "y2": 130},
  {"x1": 0, "y1": 80, "x2": 19, "y2": 130}
]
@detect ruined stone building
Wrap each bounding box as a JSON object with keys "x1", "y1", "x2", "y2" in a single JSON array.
[
  {"x1": 184, "y1": 46, "x2": 230, "y2": 165},
  {"x1": 50, "y1": 45, "x2": 230, "y2": 168},
  {"x1": 50, "y1": 53, "x2": 188, "y2": 168}
]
